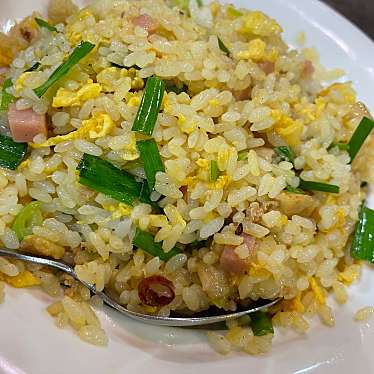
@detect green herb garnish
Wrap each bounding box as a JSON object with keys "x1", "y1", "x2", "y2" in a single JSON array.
[
  {"x1": 275, "y1": 146, "x2": 295, "y2": 163},
  {"x1": 196, "y1": 0, "x2": 203, "y2": 7},
  {"x1": 217, "y1": 37, "x2": 230, "y2": 56},
  {"x1": 34, "y1": 41, "x2": 95, "y2": 97},
  {"x1": 348, "y1": 117, "x2": 374, "y2": 162},
  {"x1": 35, "y1": 17, "x2": 58, "y2": 32},
  {"x1": 137, "y1": 139, "x2": 165, "y2": 190},
  {"x1": 0, "y1": 78, "x2": 14, "y2": 111},
  {"x1": 77, "y1": 153, "x2": 151, "y2": 207},
  {"x1": 285, "y1": 186, "x2": 306, "y2": 195},
  {"x1": 133, "y1": 228, "x2": 181, "y2": 261},
  {"x1": 250, "y1": 311, "x2": 274, "y2": 336},
  {"x1": 25, "y1": 62, "x2": 41, "y2": 73},
  {"x1": 350, "y1": 205, "x2": 374, "y2": 263},
  {"x1": 210, "y1": 160, "x2": 219, "y2": 182},
  {"x1": 227, "y1": 5, "x2": 243, "y2": 18},
  {"x1": 299, "y1": 179, "x2": 340, "y2": 194},
  {"x1": 12, "y1": 202, "x2": 43, "y2": 241},
  {"x1": 0, "y1": 134, "x2": 28, "y2": 170},
  {"x1": 237, "y1": 150, "x2": 248, "y2": 161},
  {"x1": 131, "y1": 76, "x2": 165, "y2": 136}
]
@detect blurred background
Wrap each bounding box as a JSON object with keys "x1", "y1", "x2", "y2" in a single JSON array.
[{"x1": 324, "y1": 0, "x2": 373, "y2": 39}]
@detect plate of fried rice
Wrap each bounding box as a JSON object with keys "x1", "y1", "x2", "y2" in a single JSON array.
[{"x1": 0, "y1": 0, "x2": 373, "y2": 373}]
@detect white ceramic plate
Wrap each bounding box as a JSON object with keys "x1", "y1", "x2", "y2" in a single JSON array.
[{"x1": 0, "y1": 1, "x2": 374, "y2": 373}]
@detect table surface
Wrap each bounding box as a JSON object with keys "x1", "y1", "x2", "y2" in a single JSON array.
[{"x1": 323, "y1": 0, "x2": 373, "y2": 39}]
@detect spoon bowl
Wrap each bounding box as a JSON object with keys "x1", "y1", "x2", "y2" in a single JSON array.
[{"x1": 0, "y1": 248, "x2": 280, "y2": 327}]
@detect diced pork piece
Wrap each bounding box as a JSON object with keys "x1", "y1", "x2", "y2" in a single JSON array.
[
  {"x1": 8, "y1": 103, "x2": 48, "y2": 142},
  {"x1": 258, "y1": 61, "x2": 275, "y2": 75},
  {"x1": 276, "y1": 192, "x2": 318, "y2": 217},
  {"x1": 302, "y1": 60, "x2": 315, "y2": 78},
  {"x1": 220, "y1": 233, "x2": 257, "y2": 274},
  {"x1": 132, "y1": 14, "x2": 159, "y2": 34}
]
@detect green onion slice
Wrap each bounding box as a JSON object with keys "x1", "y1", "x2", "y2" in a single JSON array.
[
  {"x1": 34, "y1": 41, "x2": 95, "y2": 97},
  {"x1": 131, "y1": 76, "x2": 165, "y2": 136},
  {"x1": 351, "y1": 205, "x2": 374, "y2": 263},
  {"x1": 237, "y1": 150, "x2": 248, "y2": 161},
  {"x1": 210, "y1": 160, "x2": 219, "y2": 182},
  {"x1": 133, "y1": 228, "x2": 181, "y2": 261},
  {"x1": 25, "y1": 62, "x2": 41, "y2": 73},
  {"x1": 12, "y1": 201, "x2": 43, "y2": 241},
  {"x1": 250, "y1": 311, "x2": 274, "y2": 336},
  {"x1": 285, "y1": 186, "x2": 306, "y2": 195},
  {"x1": 196, "y1": 0, "x2": 203, "y2": 7},
  {"x1": 35, "y1": 17, "x2": 58, "y2": 32},
  {"x1": 328, "y1": 143, "x2": 350, "y2": 152},
  {"x1": 217, "y1": 37, "x2": 230, "y2": 56},
  {"x1": 0, "y1": 78, "x2": 14, "y2": 112},
  {"x1": 77, "y1": 153, "x2": 150, "y2": 207},
  {"x1": 0, "y1": 134, "x2": 28, "y2": 170},
  {"x1": 348, "y1": 117, "x2": 374, "y2": 162},
  {"x1": 275, "y1": 146, "x2": 295, "y2": 163},
  {"x1": 137, "y1": 139, "x2": 165, "y2": 191},
  {"x1": 299, "y1": 179, "x2": 340, "y2": 194}
]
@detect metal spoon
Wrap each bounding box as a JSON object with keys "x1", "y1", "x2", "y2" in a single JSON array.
[{"x1": 0, "y1": 248, "x2": 280, "y2": 327}]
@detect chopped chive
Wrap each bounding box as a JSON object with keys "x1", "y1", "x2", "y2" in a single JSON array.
[
  {"x1": 34, "y1": 41, "x2": 95, "y2": 97},
  {"x1": 285, "y1": 186, "x2": 306, "y2": 195},
  {"x1": 196, "y1": 0, "x2": 203, "y2": 7},
  {"x1": 351, "y1": 205, "x2": 374, "y2": 263},
  {"x1": 165, "y1": 80, "x2": 188, "y2": 94},
  {"x1": 12, "y1": 201, "x2": 43, "y2": 241},
  {"x1": 131, "y1": 76, "x2": 165, "y2": 136},
  {"x1": 275, "y1": 146, "x2": 295, "y2": 163},
  {"x1": 210, "y1": 160, "x2": 219, "y2": 182},
  {"x1": 217, "y1": 37, "x2": 230, "y2": 56},
  {"x1": 0, "y1": 134, "x2": 28, "y2": 170},
  {"x1": 0, "y1": 78, "x2": 14, "y2": 111},
  {"x1": 348, "y1": 117, "x2": 374, "y2": 162},
  {"x1": 133, "y1": 228, "x2": 181, "y2": 261},
  {"x1": 299, "y1": 179, "x2": 340, "y2": 194},
  {"x1": 77, "y1": 153, "x2": 147, "y2": 207},
  {"x1": 250, "y1": 311, "x2": 274, "y2": 336},
  {"x1": 25, "y1": 62, "x2": 41, "y2": 73},
  {"x1": 186, "y1": 239, "x2": 208, "y2": 250},
  {"x1": 137, "y1": 139, "x2": 165, "y2": 190},
  {"x1": 328, "y1": 142, "x2": 350, "y2": 152},
  {"x1": 35, "y1": 17, "x2": 58, "y2": 32},
  {"x1": 237, "y1": 150, "x2": 248, "y2": 161}
]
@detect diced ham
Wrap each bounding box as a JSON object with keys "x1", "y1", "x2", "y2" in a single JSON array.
[
  {"x1": 302, "y1": 59, "x2": 315, "y2": 78},
  {"x1": 220, "y1": 233, "x2": 257, "y2": 274},
  {"x1": 132, "y1": 14, "x2": 159, "y2": 34},
  {"x1": 8, "y1": 104, "x2": 47, "y2": 142},
  {"x1": 258, "y1": 61, "x2": 275, "y2": 75}
]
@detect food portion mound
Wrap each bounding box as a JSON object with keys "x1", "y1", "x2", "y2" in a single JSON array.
[{"x1": 0, "y1": 0, "x2": 373, "y2": 353}]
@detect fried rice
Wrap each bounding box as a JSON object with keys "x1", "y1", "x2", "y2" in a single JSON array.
[{"x1": 0, "y1": 0, "x2": 373, "y2": 354}]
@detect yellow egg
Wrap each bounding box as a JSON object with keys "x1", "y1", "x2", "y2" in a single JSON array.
[
  {"x1": 196, "y1": 159, "x2": 210, "y2": 169},
  {"x1": 128, "y1": 96, "x2": 141, "y2": 107},
  {"x1": 237, "y1": 39, "x2": 266, "y2": 61},
  {"x1": 240, "y1": 11, "x2": 282, "y2": 37},
  {"x1": 0, "y1": 270, "x2": 41, "y2": 288},
  {"x1": 31, "y1": 113, "x2": 114, "y2": 148},
  {"x1": 309, "y1": 277, "x2": 325, "y2": 305},
  {"x1": 272, "y1": 111, "x2": 304, "y2": 146},
  {"x1": 15, "y1": 72, "x2": 34, "y2": 93},
  {"x1": 102, "y1": 202, "x2": 132, "y2": 219},
  {"x1": 52, "y1": 80, "x2": 102, "y2": 108}
]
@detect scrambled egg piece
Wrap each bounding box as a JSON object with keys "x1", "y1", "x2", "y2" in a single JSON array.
[
  {"x1": 319, "y1": 83, "x2": 356, "y2": 104},
  {"x1": 15, "y1": 72, "x2": 34, "y2": 93},
  {"x1": 0, "y1": 270, "x2": 40, "y2": 288},
  {"x1": 102, "y1": 202, "x2": 132, "y2": 220},
  {"x1": 208, "y1": 175, "x2": 231, "y2": 189},
  {"x1": 294, "y1": 97, "x2": 326, "y2": 125},
  {"x1": 177, "y1": 114, "x2": 197, "y2": 134},
  {"x1": 65, "y1": 10, "x2": 95, "y2": 44},
  {"x1": 272, "y1": 110, "x2": 304, "y2": 146},
  {"x1": 52, "y1": 80, "x2": 101, "y2": 108},
  {"x1": 240, "y1": 11, "x2": 282, "y2": 37},
  {"x1": 31, "y1": 112, "x2": 114, "y2": 148},
  {"x1": 196, "y1": 158, "x2": 210, "y2": 169},
  {"x1": 282, "y1": 293, "x2": 305, "y2": 313},
  {"x1": 237, "y1": 39, "x2": 278, "y2": 62},
  {"x1": 309, "y1": 277, "x2": 325, "y2": 305},
  {"x1": 149, "y1": 215, "x2": 169, "y2": 227}
]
